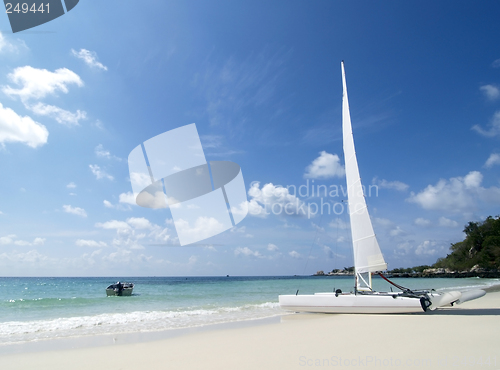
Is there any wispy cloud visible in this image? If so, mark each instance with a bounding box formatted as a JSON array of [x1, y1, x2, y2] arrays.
[[0, 32, 27, 54], [0, 234, 45, 246], [414, 218, 431, 227], [76, 239, 107, 248], [438, 217, 458, 228], [480, 84, 500, 101], [63, 205, 87, 217], [234, 246, 262, 258], [472, 111, 500, 137], [484, 153, 500, 168], [415, 240, 440, 256], [95, 144, 121, 161], [372, 177, 409, 192], [89, 164, 113, 180], [71, 49, 108, 71], [28, 102, 86, 126], [267, 243, 279, 251], [196, 48, 291, 137]]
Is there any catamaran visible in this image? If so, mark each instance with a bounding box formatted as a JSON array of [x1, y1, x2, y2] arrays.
[[279, 62, 485, 314]]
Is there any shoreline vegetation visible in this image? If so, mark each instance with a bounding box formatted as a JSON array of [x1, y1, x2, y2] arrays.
[[315, 215, 500, 279]]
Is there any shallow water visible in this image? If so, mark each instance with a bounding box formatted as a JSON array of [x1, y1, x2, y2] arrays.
[[0, 276, 497, 344]]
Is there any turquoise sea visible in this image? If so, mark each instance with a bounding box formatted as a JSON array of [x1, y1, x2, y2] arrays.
[[1, 276, 498, 345]]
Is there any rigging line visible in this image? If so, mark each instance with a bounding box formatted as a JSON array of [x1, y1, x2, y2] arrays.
[[342, 199, 356, 289], [378, 273, 410, 292], [333, 210, 340, 290]]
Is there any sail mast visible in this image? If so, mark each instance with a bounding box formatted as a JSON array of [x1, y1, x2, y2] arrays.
[[341, 61, 387, 291]]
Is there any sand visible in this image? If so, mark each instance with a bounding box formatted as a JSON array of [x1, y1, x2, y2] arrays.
[[1, 291, 499, 370]]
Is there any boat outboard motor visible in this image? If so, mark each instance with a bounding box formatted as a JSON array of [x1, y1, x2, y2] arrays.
[[420, 296, 432, 312], [116, 282, 124, 295]]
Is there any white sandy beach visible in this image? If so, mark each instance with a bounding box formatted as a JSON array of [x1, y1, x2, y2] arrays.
[[1, 291, 499, 370]]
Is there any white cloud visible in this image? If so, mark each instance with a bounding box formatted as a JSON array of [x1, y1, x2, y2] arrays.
[[267, 243, 279, 251], [3, 66, 83, 101], [0, 249, 50, 264], [493, 59, 500, 68], [372, 177, 409, 192], [14, 240, 32, 246], [389, 226, 405, 237], [95, 220, 130, 230], [484, 153, 500, 168], [67, 182, 76, 189], [472, 111, 500, 137], [414, 218, 431, 227], [126, 217, 153, 230], [102, 249, 132, 263], [438, 217, 459, 228], [93, 120, 104, 130], [407, 171, 500, 212], [246, 200, 268, 218], [119, 192, 136, 205], [0, 102, 48, 148], [63, 205, 87, 217], [289, 250, 301, 259], [175, 217, 226, 244], [96, 217, 172, 249], [76, 239, 107, 248], [95, 144, 121, 160], [2, 66, 86, 127], [234, 246, 262, 258], [103, 199, 131, 211], [0, 235, 45, 246], [89, 164, 113, 180], [0, 32, 26, 54], [0, 234, 16, 245], [304, 151, 345, 179], [28, 102, 86, 126], [395, 242, 412, 255], [480, 84, 500, 101], [33, 238, 45, 245], [71, 49, 108, 71], [247, 182, 311, 218], [415, 240, 439, 256]]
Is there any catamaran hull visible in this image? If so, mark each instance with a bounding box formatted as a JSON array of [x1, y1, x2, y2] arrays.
[[279, 293, 425, 314]]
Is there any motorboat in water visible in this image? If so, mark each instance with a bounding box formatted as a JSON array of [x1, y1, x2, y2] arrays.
[[106, 282, 134, 296]]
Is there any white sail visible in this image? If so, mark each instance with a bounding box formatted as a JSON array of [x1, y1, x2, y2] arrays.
[[341, 61, 387, 284]]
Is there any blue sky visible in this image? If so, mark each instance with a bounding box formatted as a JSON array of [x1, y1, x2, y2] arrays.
[[1, 1, 500, 276]]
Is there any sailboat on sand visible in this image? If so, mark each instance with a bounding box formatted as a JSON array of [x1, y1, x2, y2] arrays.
[[279, 62, 485, 314]]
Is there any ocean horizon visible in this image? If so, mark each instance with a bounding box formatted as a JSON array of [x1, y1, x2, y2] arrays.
[[2, 275, 499, 346]]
